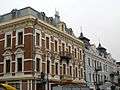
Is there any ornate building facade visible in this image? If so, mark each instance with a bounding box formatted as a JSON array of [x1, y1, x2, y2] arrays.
[[79, 32, 118, 90], [0, 7, 85, 90]]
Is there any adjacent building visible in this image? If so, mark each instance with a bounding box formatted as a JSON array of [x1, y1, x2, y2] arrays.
[[79, 32, 118, 90], [0, 7, 85, 90]]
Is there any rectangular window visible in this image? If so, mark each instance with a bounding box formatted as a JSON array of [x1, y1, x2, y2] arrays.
[[75, 48, 77, 58], [70, 66, 72, 76], [6, 34, 11, 47], [18, 32, 23, 45], [46, 37, 49, 49], [36, 33, 40, 46], [42, 63, 46, 73], [6, 59, 10, 73], [47, 60, 50, 74], [55, 40, 57, 52], [81, 68, 83, 78], [68, 46, 71, 53], [63, 64, 66, 75], [76, 67, 78, 77], [60, 66, 62, 75], [51, 65, 54, 75], [51, 42, 54, 52], [59, 46, 61, 52], [41, 39, 45, 50], [36, 58, 40, 72], [55, 63, 58, 75], [17, 58, 22, 72], [89, 73, 91, 82], [62, 43, 65, 52], [80, 50, 82, 59]]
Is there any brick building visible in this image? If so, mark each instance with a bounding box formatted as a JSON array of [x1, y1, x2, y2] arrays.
[[0, 7, 85, 90]]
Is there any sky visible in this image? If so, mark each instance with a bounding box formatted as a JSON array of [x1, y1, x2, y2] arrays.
[[0, 0, 120, 61]]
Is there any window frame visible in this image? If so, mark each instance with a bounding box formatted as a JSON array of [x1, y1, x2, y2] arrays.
[[16, 29, 24, 46], [5, 32, 12, 48]]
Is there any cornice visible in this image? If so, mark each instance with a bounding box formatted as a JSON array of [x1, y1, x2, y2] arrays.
[[0, 15, 84, 48]]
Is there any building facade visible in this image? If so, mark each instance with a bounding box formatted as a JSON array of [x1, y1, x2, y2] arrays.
[[79, 33, 118, 90], [0, 7, 85, 90]]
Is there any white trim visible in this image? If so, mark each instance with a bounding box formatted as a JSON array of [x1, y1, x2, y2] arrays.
[[16, 28, 24, 45], [24, 59, 33, 61], [0, 62, 4, 64], [35, 80, 36, 90], [20, 80, 22, 90], [24, 33, 32, 36], [27, 80, 29, 90], [30, 80, 32, 90], [12, 36, 16, 38], [0, 38, 5, 42]]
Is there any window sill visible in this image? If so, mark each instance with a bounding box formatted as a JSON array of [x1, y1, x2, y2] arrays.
[[4, 73, 12, 77]]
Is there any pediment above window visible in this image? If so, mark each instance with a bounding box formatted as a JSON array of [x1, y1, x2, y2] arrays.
[[14, 48, 24, 54], [3, 50, 12, 56]]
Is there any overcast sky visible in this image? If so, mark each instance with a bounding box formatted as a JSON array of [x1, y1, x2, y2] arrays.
[[0, 0, 120, 61]]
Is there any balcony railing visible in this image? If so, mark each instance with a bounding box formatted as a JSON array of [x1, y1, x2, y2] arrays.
[[110, 72, 119, 77], [60, 75, 72, 81], [59, 51, 72, 64]]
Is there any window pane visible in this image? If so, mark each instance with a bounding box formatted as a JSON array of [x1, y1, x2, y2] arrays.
[[81, 68, 83, 78], [18, 32, 23, 45], [36, 58, 40, 72], [6, 34, 11, 47], [47, 60, 50, 74], [55, 40, 57, 52], [70, 66, 72, 76], [51, 65, 54, 75], [55, 63, 58, 75], [42, 63, 45, 73], [6, 59, 10, 73], [41, 39, 45, 50], [46, 37, 49, 49], [63, 64, 66, 75], [17, 58, 22, 72], [36, 33, 40, 46]]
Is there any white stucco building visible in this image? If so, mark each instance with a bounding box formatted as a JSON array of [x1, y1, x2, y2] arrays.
[[79, 32, 118, 90]]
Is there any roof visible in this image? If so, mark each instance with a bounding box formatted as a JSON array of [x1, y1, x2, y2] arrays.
[[0, 7, 56, 27]]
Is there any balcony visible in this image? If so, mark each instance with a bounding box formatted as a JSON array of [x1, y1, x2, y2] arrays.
[[95, 66, 102, 72], [59, 51, 72, 64], [60, 75, 72, 81], [97, 81, 103, 85], [110, 72, 118, 77]]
